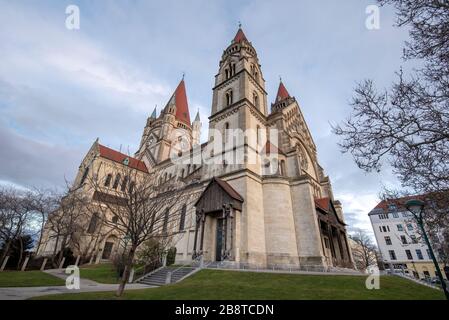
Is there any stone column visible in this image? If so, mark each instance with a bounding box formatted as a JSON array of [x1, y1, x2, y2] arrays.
[[193, 210, 200, 255], [200, 212, 206, 252]]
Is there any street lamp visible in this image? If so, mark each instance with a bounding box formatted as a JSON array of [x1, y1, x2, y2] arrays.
[[405, 199, 449, 300]]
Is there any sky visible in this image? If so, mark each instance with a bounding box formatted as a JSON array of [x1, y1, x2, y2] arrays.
[[0, 0, 414, 237]]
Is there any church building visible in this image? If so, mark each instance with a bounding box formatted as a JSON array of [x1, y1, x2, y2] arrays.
[[39, 27, 354, 270]]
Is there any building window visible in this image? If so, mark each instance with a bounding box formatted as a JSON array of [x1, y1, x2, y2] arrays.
[[163, 209, 169, 234], [112, 215, 118, 224], [382, 226, 387, 232], [121, 175, 129, 192], [104, 174, 112, 187], [387, 226, 390, 232], [379, 226, 382, 232], [385, 236, 392, 245], [80, 167, 89, 185], [256, 125, 261, 148], [225, 90, 233, 106], [388, 204, 397, 211], [416, 249, 424, 260], [405, 250, 413, 260], [179, 205, 186, 231], [392, 212, 399, 218], [280, 160, 286, 176], [406, 223, 413, 231], [87, 213, 99, 234], [253, 92, 259, 109], [129, 181, 135, 194], [397, 224, 403, 231], [224, 122, 229, 143], [389, 250, 397, 260], [402, 212, 409, 218], [112, 174, 121, 189], [400, 235, 408, 245], [410, 235, 418, 244]]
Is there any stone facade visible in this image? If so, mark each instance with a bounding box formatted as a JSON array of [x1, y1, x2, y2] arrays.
[[38, 27, 354, 269]]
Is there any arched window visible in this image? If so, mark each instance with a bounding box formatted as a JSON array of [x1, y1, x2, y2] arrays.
[[80, 167, 89, 186], [87, 213, 99, 234], [280, 160, 286, 176], [163, 208, 169, 234], [104, 174, 112, 187], [121, 175, 129, 192], [164, 172, 167, 182], [225, 69, 229, 79], [224, 122, 229, 143], [129, 181, 135, 194], [256, 125, 261, 148], [112, 174, 121, 189], [112, 215, 118, 224], [232, 64, 236, 75], [179, 205, 187, 231], [180, 169, 185, 179], [225, 90, 233, 106], [253, 92, 259, 109]]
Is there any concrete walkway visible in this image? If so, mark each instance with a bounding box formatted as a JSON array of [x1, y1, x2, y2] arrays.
[[0, 269, 151, 300]]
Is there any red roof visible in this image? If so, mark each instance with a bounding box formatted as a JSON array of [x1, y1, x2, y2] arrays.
[[233, 28, 248, 43], [315, 197, 330, 212], [170, 79, 191, 126], [275, 81, 290, 103], [98, 144, 148, 172]]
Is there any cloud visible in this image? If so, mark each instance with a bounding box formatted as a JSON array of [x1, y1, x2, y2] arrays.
[[0, 0, 415, 237]]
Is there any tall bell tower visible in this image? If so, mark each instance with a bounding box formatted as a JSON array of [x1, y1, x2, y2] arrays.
[[208, 26, 269, 171]]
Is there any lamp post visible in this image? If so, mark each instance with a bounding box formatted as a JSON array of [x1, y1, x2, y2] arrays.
[[405, 199, 449, 300]]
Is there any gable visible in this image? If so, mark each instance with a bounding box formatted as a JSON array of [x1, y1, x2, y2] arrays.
[[195, 178, 243, 213]]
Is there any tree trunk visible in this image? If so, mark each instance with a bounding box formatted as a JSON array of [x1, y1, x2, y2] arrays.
[[57, 236, 68, 267], [16, 237, 24, 270], [0, 240, 11, 268], [115, 244, 137, 297]]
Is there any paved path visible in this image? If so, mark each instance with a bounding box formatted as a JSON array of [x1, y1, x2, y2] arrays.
[[0, 269, 151, 300]]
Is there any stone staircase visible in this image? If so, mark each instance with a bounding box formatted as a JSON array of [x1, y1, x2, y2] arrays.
[[137, 266, 197, 286]]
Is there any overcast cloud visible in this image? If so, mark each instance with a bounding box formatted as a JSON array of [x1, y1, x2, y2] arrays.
[[0, 0, 415, 237]]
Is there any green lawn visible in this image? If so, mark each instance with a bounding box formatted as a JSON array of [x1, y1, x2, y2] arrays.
[[0, 270, 65, 287], [33, 269, 445, 300], [79, 263, 121, 284]]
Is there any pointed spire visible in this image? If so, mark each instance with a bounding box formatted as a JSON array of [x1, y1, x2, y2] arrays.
[[165, 78, 191, 126], [194, 109, 200, 122], [233, 23, 248, 43], [275, 79, 291, 103], [150, 105, 157, 118]]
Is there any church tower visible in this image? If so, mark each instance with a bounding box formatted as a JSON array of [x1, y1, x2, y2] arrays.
[[192, 110, 201, 146], [208, 26, 268, 173], [136, 79, 193, 168]]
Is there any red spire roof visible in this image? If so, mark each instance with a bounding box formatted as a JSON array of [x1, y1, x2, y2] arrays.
[[166, 79, 191, 127], [275, 81, 291, 103], [98, 144, 148, 172], [233, 27, 248, 43]]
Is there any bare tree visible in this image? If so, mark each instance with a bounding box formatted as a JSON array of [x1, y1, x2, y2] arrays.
[[350, 229, 379, 272], [87, 161, 202, 296], [44, 188, 89, 267], [29, 187, 59, 256], [0, 187, 34, 267], [333, 1, 449, 194]]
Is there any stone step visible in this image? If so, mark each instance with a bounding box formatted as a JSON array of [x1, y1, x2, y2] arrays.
[[137, 266, 197, 287]]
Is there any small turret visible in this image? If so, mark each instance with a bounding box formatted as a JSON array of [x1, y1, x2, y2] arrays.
[[192, 110, 201, 146]]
